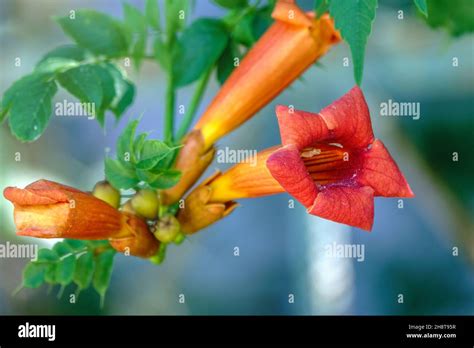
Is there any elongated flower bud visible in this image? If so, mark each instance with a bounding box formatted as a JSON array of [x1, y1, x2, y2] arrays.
[[164, 0, 340, 204]]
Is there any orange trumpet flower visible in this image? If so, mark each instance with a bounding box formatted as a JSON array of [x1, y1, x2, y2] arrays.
[[3, 180, 159, 258], [163, 0, 341, 204]]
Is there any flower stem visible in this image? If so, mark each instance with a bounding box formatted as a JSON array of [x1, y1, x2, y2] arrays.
[[176, 67, 213, 141], [165, 72, 175, 143]]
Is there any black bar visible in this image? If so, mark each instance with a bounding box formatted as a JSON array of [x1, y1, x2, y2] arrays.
[[0, 315, 473, 346]]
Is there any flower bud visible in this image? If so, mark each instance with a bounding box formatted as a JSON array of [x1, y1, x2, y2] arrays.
[[92, 181, 120, 209], [131, 189, 159, 219], [152, 215, 180, 243]]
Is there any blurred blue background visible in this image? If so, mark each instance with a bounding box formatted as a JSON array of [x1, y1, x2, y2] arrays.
[[0, 0, 473, 315]]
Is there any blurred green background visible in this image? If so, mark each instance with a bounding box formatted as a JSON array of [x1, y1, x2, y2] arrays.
[[0, 0, 473, 315]]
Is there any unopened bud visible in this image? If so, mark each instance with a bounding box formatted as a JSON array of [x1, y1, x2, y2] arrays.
[[92, 181, 120, 208], [152, 215, 180, 243], [131, 189, 159, 219]]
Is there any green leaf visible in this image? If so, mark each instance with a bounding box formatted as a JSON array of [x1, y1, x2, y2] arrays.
[[105, 158, 139, 189], [213, 0, 248, 9], [217, 40, 240, 84], [111, 80, 135, 118], [138, 168, 182, 189], [93, 249, 115, 306], [173, 19, 229, 87], [123, 4, 148, 69], [165, 0, 189, 37], [146, 0, 161, 30], [53, 241, 73, 257], [44, 264, 57, 284], [37, 44, 87, 64], [252, 6, 273, 40], [413, 0, 428, 17], [329, 0, 377, 85], [74, 251, 95, 290], [133, 132, 149, 160], [93, 64, 117, 126], [103, 63, 135, 118], [55, 255, 76, 285], [5, 73, 57, 142], [136, 140, 175, 170], [57, 64, 103, 116], [63, 239, 88, 251], [22, 263, 46, 288], [232, 10, 256, 47], [315, 0, 330, 18], [56, 10, 128, 57], [117, 119, 139, 166], [35, 58, 80, 74], [37, 249, 59, 262], [425, 0, 474, 37]]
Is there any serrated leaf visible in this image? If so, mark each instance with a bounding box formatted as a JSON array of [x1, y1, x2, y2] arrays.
[[22, 263, 46, 288], [232, 10, 256, 47], [413, 0, 428, 17], [74, 251, 95, 290], [136, 140, 175, 170], [173, 19, 229, 87], [57, 64, 103, 116], [37, 44, 87, 65], [93, 64, 117, 126], [37, 248, 59, 262], [105, 158, 139, 189], [133, 132, 148, 160], [56, 10, 128, 57], [35, 58, 80, 74], [93, 249, 115, 306], [425, 0, 473, 37], [117, 119, 139, 167], [53, 242, 73, 257], [5, 73, 57, 142], [138, 168, 182, 189], [165, 0, 189, 37], [103, 63, 135, 118], [44, 263, 57, 284], [63, 239, 88, 251], [213, 0, 248, 9], [146, 0, 161, 30], [55, 254, 76, 285], [329, 0, 377, 85], [123, 3, 148, 69], [217, 40, 240, 84]]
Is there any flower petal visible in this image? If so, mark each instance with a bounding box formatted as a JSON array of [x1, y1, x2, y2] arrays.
[[357, 139, 415, 197], [308, 185, 374, 231], [266, 144, 318, 207], [319, 86, 374, 148], [275, 105, 330, 149]]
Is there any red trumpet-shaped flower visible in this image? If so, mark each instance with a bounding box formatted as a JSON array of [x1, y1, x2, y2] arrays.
[[266, 86, 414, 230], [184, 86, 414, 233]]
